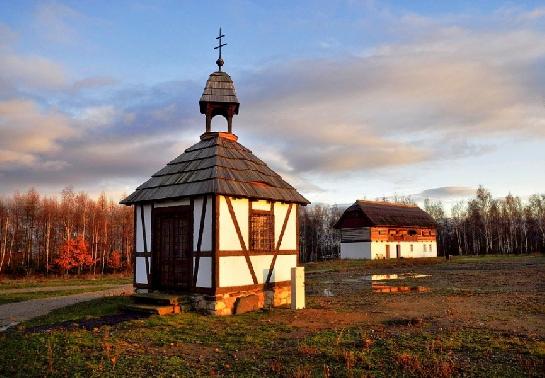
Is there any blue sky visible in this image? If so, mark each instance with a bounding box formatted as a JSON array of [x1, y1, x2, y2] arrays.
[[1, 1, 544, 210]]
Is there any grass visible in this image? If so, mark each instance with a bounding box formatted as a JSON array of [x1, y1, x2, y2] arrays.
[[0, 274, 131, 290], [0, 254, 544, 377]]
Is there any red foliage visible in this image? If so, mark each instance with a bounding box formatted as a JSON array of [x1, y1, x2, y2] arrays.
[[54, 236, 94, 275], [108, 250, 122, 271]]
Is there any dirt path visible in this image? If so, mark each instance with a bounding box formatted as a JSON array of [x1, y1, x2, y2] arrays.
[[0, 284, 133, 331], [1, 284, 123, 294]]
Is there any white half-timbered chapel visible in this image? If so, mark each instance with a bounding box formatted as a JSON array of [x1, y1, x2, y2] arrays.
[[121, 31, 309, 315]]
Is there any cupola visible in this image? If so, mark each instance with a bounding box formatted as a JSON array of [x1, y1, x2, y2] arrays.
[[199, 28, 240, 134]]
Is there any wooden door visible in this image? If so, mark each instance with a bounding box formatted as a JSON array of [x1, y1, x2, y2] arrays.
[[385, 245, 390, 259], [152, 206, 193, 291], [396, 244, 401, 258]]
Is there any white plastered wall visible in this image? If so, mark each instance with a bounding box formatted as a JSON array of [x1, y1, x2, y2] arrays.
[[193, 196, 213, 252], [218, 254, 297, 287], [192, 195, 213, 288], [193, 256, 212, 287], [217, 196, 299, 288], [135, 204, 152, 285], [274, 203, 297, 250], [219, 196, 248, 250]]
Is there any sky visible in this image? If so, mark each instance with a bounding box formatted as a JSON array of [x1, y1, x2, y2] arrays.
[[0, 0, 544, 210]]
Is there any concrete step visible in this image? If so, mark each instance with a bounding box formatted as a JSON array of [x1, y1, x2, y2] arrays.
[[125, 304, 180, 316]]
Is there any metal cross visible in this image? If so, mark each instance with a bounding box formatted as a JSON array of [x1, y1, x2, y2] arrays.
[[214, 27, 227, 71]]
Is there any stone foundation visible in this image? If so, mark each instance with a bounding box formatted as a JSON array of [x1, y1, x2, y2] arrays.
[[192, 285, 292, 316]]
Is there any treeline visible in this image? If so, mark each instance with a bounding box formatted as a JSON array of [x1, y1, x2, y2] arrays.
[[0, 188, 133, 276], [299, 204, 343, 262], [298, 187, 545, 261], [425, 187, 545, 256], [2, 186, 542, 275]]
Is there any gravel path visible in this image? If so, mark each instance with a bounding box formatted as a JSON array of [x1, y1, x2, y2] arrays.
[[1, 284, 122, 294], [0, 284, 133, 331]]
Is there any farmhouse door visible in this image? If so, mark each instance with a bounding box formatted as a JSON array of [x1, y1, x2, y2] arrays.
[[385, 245, 390, 259], [152, 206, 193, 291], [396, 245, 401, 258]]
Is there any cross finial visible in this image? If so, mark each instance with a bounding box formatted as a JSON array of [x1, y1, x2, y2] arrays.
[[214, 27, 227, 71]]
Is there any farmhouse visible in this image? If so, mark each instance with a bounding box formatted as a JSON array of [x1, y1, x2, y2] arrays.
[[334, 201, 437, 259], [121, 35, 309, 315]]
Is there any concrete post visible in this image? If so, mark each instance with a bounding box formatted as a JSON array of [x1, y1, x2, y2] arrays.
[[291, 266, 305, 310]]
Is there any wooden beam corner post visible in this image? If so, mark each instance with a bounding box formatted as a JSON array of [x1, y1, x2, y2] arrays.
[[193, 196, 208, 288]]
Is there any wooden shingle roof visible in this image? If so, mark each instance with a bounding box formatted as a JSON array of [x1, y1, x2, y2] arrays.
[[334, 200, 436, 229], [199, 71, 239, 114], [121, 132, 309, 205]]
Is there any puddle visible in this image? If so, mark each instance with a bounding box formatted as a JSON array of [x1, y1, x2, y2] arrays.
[[363, 273, 431, 281], [369, 273, 431, 293], [372, 283, 430, 293]]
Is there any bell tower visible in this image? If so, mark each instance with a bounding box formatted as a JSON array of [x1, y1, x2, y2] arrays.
[[199, 28, 240, 134]]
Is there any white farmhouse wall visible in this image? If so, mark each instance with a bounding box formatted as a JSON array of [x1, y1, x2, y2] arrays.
[[343, 240, 437, 260], [371, 241, 437, 259], [274, 203, 297, 250], [340, 242, 372, 259], [193, 256, 212, 288], [219, 196, 248, 250], [193, 195, 213, 252]]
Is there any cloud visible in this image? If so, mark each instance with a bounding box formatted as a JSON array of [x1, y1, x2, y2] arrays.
[[0, 99, 76, 168], [235, 21, 545, 174], [71, 76, 117, 92], [1, 4, 545, 200], [0, 51, 67, 91], [33, 2, 83, 44], [0, 23, 17, 47], [417, 186, 476, 199]]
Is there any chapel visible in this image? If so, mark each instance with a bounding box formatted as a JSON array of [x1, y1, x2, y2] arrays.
[[121, 31, 309, 315]]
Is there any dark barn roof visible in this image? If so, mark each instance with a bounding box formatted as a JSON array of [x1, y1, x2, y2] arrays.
[[121, 132, 309, 205], [334, 200, 436, 229]]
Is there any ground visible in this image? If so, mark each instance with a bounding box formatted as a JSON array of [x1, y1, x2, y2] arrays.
[[0, 255, 544, 377]]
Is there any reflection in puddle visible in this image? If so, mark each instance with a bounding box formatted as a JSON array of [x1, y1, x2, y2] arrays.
[[321, 273, 431, 297], [369, 273, 431, 293], [372, 283, 430, 293], [363, 273, 431, 281]]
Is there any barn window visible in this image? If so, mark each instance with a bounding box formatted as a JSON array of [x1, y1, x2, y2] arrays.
[[250, 211, 273, 251], [423, 244, 427, 252], [410, 244, 414, 252]]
